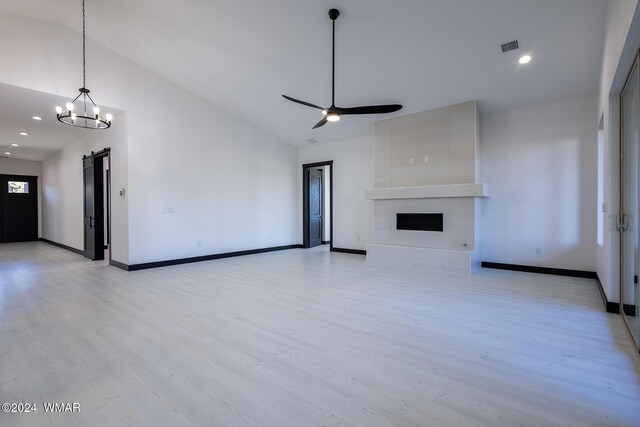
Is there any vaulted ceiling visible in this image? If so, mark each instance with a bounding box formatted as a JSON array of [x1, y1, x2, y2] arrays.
[[0, 0, 608, 145]]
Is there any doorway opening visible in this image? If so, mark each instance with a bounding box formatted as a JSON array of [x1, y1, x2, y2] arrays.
[[302, 161, 333, 250], [0, 174, 38, 242], [83, 148, 111, 261]]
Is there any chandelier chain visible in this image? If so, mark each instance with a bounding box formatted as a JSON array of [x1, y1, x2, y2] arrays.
[[82, 0, 86, 88]]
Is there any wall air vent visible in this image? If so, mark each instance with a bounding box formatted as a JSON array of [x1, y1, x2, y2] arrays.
[[500, 40, 519, 53], [305, 138, 319, 144]]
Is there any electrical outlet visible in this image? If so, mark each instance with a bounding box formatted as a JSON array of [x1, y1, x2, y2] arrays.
[[424, 156, 429, 164], [535, 247, 542, 255], [409, 158, 414, 165]]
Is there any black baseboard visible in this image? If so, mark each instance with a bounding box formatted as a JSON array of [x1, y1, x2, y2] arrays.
[[109, 259, 129, 271], [124, 244, 303, 271], [331, 247, 366, 256], [39, 238, 84, 256], [481, 262, 622, 314], [623, 304, 636, 317], [595, 273, 620, 313], [481, 262, 596, 279], [321, 240, 331, 245]]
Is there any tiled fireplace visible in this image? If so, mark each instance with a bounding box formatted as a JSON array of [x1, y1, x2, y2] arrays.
[[366, 101, 488, 274]]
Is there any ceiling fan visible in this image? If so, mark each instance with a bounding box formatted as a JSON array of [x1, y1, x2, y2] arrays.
[[282, 9, 402, 129]]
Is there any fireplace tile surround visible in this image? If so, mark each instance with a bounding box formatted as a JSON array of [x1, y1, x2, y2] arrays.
[[366, 100, 487, 274]]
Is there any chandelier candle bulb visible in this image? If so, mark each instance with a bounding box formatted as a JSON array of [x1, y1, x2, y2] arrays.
[[105, 113, 112, 122], [66, 103, 74, 111], [55, 106, 62, 114]]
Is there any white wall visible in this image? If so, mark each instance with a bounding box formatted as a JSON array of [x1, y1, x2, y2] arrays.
[[482, 94, 598, 271], [42, 115, 128, 263], [0, 14, 298, 265], [0, 157, 42, 237], [126, 93, 297, 264], [298, 136, 373, 251], [597, 0, 640, 302]]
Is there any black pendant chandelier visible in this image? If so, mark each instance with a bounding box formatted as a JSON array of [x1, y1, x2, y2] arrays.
[[56, 0, 112, 129]]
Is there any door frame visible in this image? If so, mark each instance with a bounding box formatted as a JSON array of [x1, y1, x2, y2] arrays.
[[619, 51, 640, 350], [302, 161, 333, 250], [0, 174, 38, 242]]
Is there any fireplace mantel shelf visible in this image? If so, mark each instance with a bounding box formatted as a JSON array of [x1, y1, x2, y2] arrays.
[[365, 183, 489, 200]]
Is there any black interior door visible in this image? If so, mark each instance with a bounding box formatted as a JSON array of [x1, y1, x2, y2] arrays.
[[83, 155, 104, 260], [0, 174, 38, 242], [309, 168, 323, 248]]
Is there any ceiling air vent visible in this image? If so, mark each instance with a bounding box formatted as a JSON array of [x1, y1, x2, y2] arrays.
[[500, 40, 519, 53], [305, 138, 319, 144]]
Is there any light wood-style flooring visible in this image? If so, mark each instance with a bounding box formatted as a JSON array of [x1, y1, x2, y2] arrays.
[[0, 242, 639, 426]]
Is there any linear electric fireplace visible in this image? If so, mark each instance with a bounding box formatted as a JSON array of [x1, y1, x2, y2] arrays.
[[396, 213, 443, 232]]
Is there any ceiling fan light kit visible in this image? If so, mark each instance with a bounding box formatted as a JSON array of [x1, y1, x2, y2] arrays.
[[56, 0, 112, 129], [283, 9, 402, 129]]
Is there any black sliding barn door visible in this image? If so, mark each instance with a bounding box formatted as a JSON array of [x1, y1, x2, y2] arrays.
[[83, 154, 104, 260], [0, 174, 38, 242]]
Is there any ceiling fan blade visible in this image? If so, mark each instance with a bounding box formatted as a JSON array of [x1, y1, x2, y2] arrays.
[[282, 95, 325, 110], [335, 104, 403, 115], [312, 117, 328, 129]]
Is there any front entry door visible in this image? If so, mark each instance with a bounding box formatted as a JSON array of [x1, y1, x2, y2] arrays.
[[0, 174, 38, 242], [83, 154, 104, 260], [309, 168, 323, 248]]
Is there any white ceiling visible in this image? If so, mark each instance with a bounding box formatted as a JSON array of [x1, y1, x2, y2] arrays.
[[0, 83, 90, 161], [0, 83, 121, 161], [0, 0, 608, 146]]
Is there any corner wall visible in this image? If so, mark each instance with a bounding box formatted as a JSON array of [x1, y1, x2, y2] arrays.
[[481, 94, 598, 271], [298, 136, 373, 251]]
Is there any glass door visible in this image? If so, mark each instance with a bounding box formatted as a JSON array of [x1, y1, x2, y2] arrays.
[[621, 54, 640, 348]]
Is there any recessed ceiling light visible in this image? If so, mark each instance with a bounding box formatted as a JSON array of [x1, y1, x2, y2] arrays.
[[10, 143, 19, 147], [32, 116, 42, 121], [19, 132, 28, 136], [4, 152, 12, 155], [519, 55, 532, 64]]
